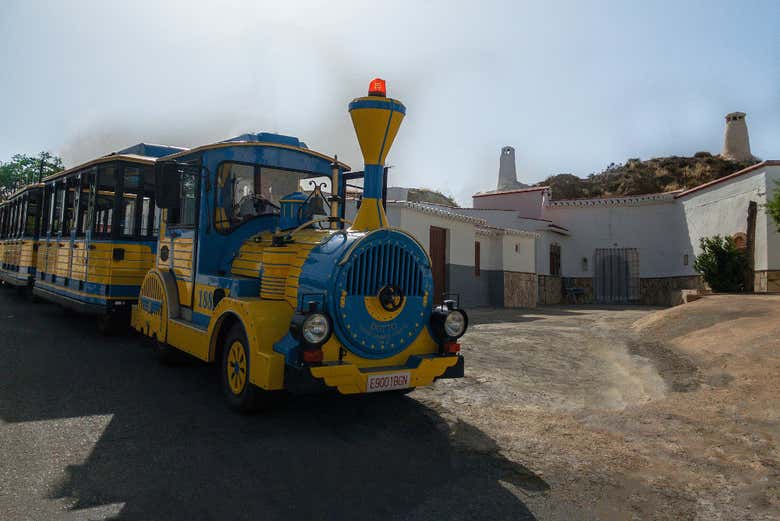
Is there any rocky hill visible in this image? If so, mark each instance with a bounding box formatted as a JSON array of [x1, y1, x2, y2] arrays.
[[403, 187, 459, 207], [537, 153, 760, 200]]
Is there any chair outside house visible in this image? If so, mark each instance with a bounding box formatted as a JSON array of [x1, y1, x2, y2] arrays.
[[562, 277, 585, 304]]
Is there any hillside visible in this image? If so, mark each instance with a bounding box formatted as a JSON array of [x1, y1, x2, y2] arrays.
[[405, 188, 459, 207], [537, 153, 760, 200]]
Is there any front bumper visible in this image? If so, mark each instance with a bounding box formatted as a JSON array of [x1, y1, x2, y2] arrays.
[[284, 354, 464, 395]]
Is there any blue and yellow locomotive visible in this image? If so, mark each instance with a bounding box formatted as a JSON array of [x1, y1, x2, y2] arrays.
[[132, 80, 468, 409]]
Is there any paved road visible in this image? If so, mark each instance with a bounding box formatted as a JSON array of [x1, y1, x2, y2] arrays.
[[0, 288, 545, 521]]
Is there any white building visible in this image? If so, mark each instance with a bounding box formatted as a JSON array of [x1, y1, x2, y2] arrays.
[[345, 200, 538, 308], [466, 160, 780, 305]]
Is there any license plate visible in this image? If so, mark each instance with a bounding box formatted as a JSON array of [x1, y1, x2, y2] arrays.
[[366, 372, 411, 393]]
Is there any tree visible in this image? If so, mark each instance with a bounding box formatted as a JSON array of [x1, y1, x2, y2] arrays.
[[766, 180, 780, 232], [0, 152, 64, 201], [693, 235, 747, 292]]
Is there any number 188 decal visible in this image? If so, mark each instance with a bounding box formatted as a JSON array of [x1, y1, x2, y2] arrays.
[[198, 289, 215, 311]]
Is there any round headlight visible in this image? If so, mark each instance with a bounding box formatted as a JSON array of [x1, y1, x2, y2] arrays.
[[302, 313, 331, 345], [444, 310, 467, 338]]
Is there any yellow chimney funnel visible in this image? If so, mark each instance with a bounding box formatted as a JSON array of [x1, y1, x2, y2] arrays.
[[348, 78, 405, 231]]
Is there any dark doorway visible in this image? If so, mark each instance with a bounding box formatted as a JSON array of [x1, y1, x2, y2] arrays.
[[745, 201, 757, 292], [594, 248, 640, 304], [429, 226, 447, 304]]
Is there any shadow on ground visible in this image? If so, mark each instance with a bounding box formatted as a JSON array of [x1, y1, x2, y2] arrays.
[[0, 289, 547, 521]]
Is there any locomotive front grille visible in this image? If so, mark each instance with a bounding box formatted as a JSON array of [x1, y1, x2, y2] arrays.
[[345, 243, 424, 297]]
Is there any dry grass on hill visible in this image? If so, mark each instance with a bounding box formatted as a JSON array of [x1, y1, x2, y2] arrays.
[[538, 153, 760, 199]]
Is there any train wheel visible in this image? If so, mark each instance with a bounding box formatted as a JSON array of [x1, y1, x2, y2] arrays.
[[220, 324, 274, 412]]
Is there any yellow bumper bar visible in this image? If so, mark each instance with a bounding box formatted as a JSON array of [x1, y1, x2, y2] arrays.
[[309, 354, 461, 395]]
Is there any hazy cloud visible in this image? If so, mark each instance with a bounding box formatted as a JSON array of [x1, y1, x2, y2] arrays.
[[0, 0, 777, 205]]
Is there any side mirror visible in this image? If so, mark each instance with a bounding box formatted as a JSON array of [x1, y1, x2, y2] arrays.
[[155, 162, 181, 209]]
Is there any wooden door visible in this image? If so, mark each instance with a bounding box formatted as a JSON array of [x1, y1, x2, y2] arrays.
[[429, 226, 447, 304], [745, 201, 757, 291]]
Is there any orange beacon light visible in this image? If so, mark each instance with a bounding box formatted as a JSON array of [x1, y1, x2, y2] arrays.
[[368, 78, 386, 97]]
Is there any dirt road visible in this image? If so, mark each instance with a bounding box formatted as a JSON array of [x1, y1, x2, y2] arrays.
[[415, 296, 780, 520]]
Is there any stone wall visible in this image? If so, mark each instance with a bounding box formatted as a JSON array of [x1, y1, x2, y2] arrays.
[[639, 276, 703, 306], [755, 270, 780, 293], [537, 275, 561, 305], [504, 271, 537, 308], [565, 277, 594, 304]]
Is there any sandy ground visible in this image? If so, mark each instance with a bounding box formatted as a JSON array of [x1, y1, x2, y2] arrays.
[[414, 296, 780, 520]]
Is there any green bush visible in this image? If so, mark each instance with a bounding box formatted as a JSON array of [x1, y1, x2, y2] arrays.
[[693, 236, 747, 292]]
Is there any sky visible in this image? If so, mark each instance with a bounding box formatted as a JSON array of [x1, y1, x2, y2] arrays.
[[0, 0, 777, 205]]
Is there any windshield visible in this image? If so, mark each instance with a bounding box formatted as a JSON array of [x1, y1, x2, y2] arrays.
[[215, 162, 321, 234]]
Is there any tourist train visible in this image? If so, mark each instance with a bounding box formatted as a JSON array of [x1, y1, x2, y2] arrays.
[[0, 80, 467, 410]]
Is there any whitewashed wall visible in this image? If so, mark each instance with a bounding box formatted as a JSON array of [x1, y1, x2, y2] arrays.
[[764, 167, 780, 270], [393, 206, 476, 266], [473, 189, 546, 217], [442, 208, 569, 276], [543, 201, 690, 278], [500, 234, 536, 273], [680, 165, 777, 271], [475, 233, 502, 270], [534, 232, 568, 276]]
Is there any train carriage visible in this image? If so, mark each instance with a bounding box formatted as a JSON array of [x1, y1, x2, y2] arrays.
[[0, 184, 44, 290], [132, 80, 468, 410], [33, 143, 185, 330]]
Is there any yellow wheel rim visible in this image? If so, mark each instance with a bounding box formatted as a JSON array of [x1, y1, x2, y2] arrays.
[[226, 341, 247, 395]]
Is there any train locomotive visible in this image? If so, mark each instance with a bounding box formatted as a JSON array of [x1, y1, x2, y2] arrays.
[[0, 79, 468, 411], [132, 79, 467, 409]]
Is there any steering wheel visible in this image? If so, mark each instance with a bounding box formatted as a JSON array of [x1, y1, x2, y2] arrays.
[[236, 194, 280, 218], [254, 194, 280, 210]]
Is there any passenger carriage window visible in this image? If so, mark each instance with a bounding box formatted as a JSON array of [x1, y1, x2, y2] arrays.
[[24, 193, 40, 236], [39, 186, 50, 237], [138, 166, 156, 238], [119, 166, 142, 237], [7, 201, 14, 238], [8, 202, 15, 238], [14, 200, 21, 237], [18, 197, 26, 237], [52, 183, 65, 236], [8, 203, 14, 237], [77, 171, 95, 237], [94, 165, 116, 238], [63, 178, 76, 235], [8, 201, 16, 238], [45, 185, 56, 235]]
